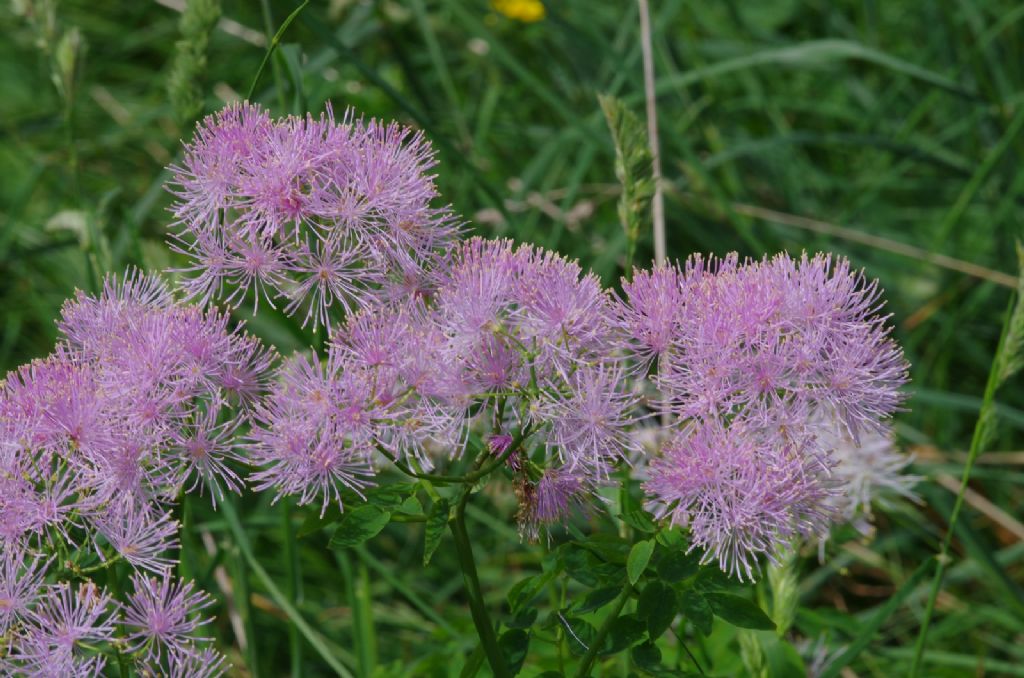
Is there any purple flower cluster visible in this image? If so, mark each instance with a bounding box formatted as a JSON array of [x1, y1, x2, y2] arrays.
[[168, 102, 459, 329], [162, 103, 914, 581], [0, 269, 268, 674], [248, 237, 639, 534], [619, 254, 909, 579]]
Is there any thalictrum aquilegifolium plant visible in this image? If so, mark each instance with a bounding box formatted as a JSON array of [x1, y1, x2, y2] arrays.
[[0, 97, 920, 678]]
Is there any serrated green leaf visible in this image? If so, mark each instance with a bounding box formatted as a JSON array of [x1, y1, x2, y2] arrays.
[[632, 641, 662, 670], [604, 614, 646, 655], [678, 589, 714, 636], [328, 505, 390, 549], [638, 581, 677, 639], [706, 592, 776, 631], [499, 629, 529, 675], [628, 539, 655, 585], [657, 549, 700, 583], [422, 498, 449, 566]]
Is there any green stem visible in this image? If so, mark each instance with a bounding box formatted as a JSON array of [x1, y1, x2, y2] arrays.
[[375, 444, 465, 484], [464, 424, 533, 483], [258, 0, 289, 112], [246, 0, 310, 102], [377, 423, 533, 485], [450, 486, 510, 678], [909, 296, 1015, 677], [283, 504, 303, 677], [574, 583, 632, 677]]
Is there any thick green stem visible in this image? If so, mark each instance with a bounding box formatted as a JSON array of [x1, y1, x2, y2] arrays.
[[574, 583, 632, 677], [450, 488, 510, 678]]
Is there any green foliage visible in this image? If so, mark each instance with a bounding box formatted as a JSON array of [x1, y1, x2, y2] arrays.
[[705, 593, 776, 631], [167, 0, 220, 124], [329, 505, 391, 549], [627, 538, 655, 585], [422, 497, 449, 565]]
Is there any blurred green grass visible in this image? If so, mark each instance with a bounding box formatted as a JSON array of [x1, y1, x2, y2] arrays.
[[2, 0, 1023, 675]]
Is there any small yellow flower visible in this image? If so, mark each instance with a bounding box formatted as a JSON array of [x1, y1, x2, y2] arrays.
[[492, 0, 545, 23]]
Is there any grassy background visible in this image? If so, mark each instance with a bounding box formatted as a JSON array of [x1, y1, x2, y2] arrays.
[[2, 0, 1023, 675]]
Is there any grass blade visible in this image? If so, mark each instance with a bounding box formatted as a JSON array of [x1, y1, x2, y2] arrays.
[[220, 500, 355, 678], [819, 556, 935, 678]]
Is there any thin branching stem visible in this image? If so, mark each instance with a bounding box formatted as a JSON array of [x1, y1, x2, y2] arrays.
[[575, 582, 633, 677]]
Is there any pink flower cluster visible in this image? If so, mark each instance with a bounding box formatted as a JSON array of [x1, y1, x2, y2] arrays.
[[0, 270, 270, 674], [162, 104, 913, 579], [168, 102, 460, 329], [248, 237, 640, 536], [619, 254, 909, 579]]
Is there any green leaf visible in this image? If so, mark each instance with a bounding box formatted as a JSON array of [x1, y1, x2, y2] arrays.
[[655, 527, 685, 549], [561, 616, 597, 656], [678, 589, 714, 636], [706, 592, 776, 631], [638, 581, 677, 640], [628, 539, 656, 585], [576, 586, 622, 614], [564, 547, 603, 587], [694, 566, 743, 592], [656, 549, 700, 583], [365, 483, 417, 511], [632, 641, 662, 670], [648, 39, 976, 100], [422, 498, 449, 566], [499, 629, 530, 675], [508, 569, 558, 613], [604, 614, 646, 655], [329, 505, 391, 549], [574, 534, 631, 565], [397, 495, 423, 516], [620, 509, 657, 533], [507, 607, 538, 629]]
